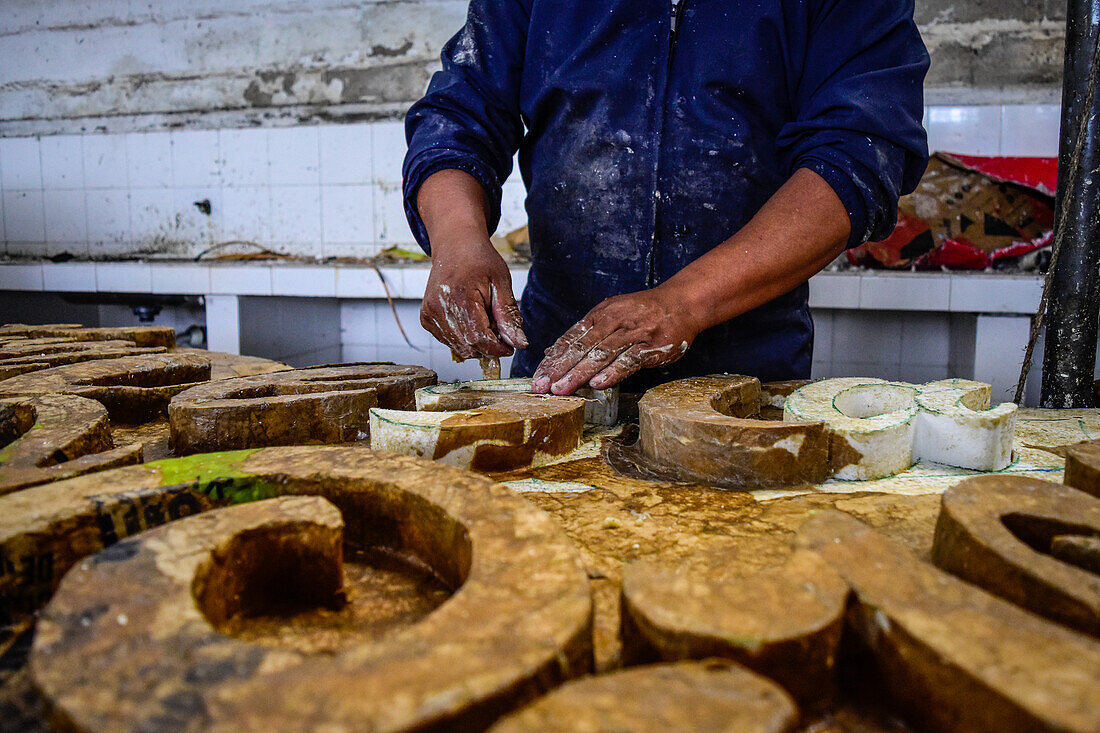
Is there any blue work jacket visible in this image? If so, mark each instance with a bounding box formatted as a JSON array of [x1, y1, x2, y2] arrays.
[[404, 0, 929, 390]]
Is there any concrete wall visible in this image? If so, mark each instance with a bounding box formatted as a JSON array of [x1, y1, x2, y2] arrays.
[[1, 0, 1066, 137]]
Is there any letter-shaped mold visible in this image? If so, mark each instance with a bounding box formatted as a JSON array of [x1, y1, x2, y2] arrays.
[[371, 382, 586, 471], [0, 394, 142, 495], [785, 378, 1016, 480], [168, 364, 437, 454], [799, 511, 1100, 733], [636, 375, 830, 489], [913, 379, 1017, 471], [0, 353, 211, 423], [488, 660, 797, 733], [27, 447, 592, 732], [932, 474, 1100, 636]]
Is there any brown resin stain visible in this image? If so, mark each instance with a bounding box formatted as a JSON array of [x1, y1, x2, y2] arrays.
[[828, 430, 865, 474], [433, 403, 584, 471], [502, 454, 940, 671], [223, 546, 452, 654]]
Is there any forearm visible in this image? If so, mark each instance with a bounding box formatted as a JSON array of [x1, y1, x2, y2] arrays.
[[660, 167, 851, 333], [417, 169, 493, 253]]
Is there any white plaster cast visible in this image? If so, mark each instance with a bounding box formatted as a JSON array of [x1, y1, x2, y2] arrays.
[[784, 377, 1017, 480]]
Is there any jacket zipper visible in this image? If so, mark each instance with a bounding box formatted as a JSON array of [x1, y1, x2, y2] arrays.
[[648, 0, 687, 288]]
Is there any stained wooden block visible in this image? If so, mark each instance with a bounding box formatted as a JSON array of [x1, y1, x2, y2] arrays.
[[635, 376, 831, 490], [932, 474, 1100, 636], [26, 446, 592, 732], [799, 511, 1100, 733], [0, 353, 211, 423], [0, 394, 142, 495], [372, 384, 585, 471], [0, 339, 166, 380], [1064, 438, 1100, 498], [621, 550, 847, 708], [169, 364, 436, 454], [488, 660, 797, 733], [0, 324, 175, 349]]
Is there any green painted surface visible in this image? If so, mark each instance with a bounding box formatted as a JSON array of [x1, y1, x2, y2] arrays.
[[149, 449, 279, 504]]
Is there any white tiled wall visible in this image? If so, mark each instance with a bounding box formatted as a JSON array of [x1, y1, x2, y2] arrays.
[[0, 120, 530, 261], [0, 104, 1061, 261]]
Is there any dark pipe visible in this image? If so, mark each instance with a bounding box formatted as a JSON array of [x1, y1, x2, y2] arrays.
[[1041, 0, 1100, 408]]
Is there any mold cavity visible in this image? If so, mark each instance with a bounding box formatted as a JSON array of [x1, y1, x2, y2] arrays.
[[1002, 513, 1100, 575], [199, 487, 467, 653], [835, 385, 917, 419], [0, 402, 35, 450]]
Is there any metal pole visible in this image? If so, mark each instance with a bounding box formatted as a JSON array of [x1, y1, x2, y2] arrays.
[[1041, 0, 1100, 408]]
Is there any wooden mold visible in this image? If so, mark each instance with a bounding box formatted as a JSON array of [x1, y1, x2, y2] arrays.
[[932, 474, 1100, 636], [0, 324, 176, 349], [0, 394, 142, 495], [798, 510, 1100, 733], [488, 660, 797, 733], [0, 353, 211, 423], [371, 381, 586, 472], [0, 339, 166, 380], [26, 446, 592, 732], [168, 363, 436, 454], [630, 375, 830, 490], [621, 550, 847, 709]]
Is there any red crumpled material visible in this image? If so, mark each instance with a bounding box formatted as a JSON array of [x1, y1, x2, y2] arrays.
[[848, 153, 1057, 270]]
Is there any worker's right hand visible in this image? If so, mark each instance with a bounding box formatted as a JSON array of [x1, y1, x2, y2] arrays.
[[420, 235, 528, 359]]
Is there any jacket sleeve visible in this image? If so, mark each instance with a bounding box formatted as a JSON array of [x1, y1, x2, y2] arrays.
[[776, 0, 929, 247], [402, 0, 530, 253]]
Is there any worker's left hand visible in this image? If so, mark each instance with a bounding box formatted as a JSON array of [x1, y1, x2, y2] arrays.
[[532, 288, 699, 395]]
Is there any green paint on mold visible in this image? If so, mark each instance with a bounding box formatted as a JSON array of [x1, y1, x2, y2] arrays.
[[149, 449, 280, 504]]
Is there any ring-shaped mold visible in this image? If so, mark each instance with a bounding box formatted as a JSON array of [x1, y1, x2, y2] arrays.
[[0, 393, 142, 495], [168, 363, 437, 454], [0, 324, 176, 349], [0, 353, 211, 423], [784, 378, 919, 480], [633, 375, 831, 489], [20, 446, 592, 731], [0, 339, 166, 380]]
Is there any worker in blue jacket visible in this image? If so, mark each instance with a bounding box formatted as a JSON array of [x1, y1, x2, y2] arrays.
[[404, 0, 929, 395]]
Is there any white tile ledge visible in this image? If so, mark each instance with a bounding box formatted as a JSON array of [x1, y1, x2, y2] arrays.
[[0, 261, 1043, 313]]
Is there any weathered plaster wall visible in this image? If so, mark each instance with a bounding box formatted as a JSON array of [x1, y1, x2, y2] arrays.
[[0, 0, 1066, 136], [0, 0, 467, 135]]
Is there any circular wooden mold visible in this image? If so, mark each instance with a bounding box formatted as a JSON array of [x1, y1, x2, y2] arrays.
[[0, 324, 176, 349], [620, 551, 847, 708], [372, 383, 586, 472], [631, 375, 830, 490], [488, 660, 797, 733], [0, 353, 211, 423], [0, 393, 142, 495], [168, 363, 437, 454], [21, 446, 592, 731], [0, 339, 166, 380]]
